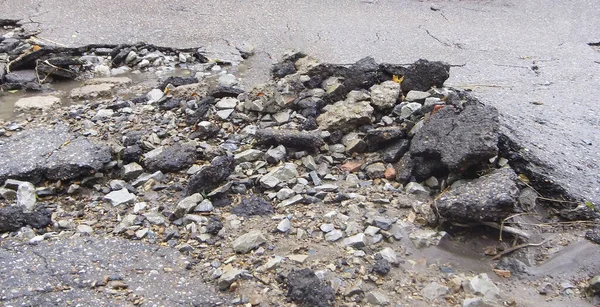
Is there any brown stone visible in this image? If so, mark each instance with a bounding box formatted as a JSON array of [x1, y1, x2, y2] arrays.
[[384, 167, 396, 180], [341, 160, 363, 172]]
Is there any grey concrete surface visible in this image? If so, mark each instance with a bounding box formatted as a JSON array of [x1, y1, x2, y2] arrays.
[[0, 1, 598, 200], [0, 235, 228, 306]]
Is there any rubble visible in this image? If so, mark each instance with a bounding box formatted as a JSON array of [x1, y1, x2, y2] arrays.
[[0, 33, 591, 306]]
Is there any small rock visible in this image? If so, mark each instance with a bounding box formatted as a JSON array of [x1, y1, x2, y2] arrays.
[[370, 81, 401, 110], [399, 102, 422, 119], [146, 88, 164, 103], [405, 90, 431, 102], [122, 162, 144, 180], [234, 149, 263, 163], [16, 181, 36, 212], [366, 291, 390, 306], [215, 97, 238, 109], [77, 224, 94, 234], [365, 162, 386, 179], [378, 247, 399, 265], [409, 229, 446, 248], [405, 182, 429, 195], [276, 218, 291, 232], [217, 265, 243, 291], [103, 188, 136, 206], [463, 273, 500, 301], [232, 230, 266, 253], [14, 96, 61, 112], [259, 163, 298, 188], [462, 298, 496, 307], [372, 256, 391, 276], [231, 195, 274, 217], [176, 193, 203, 218], [422, 282, 450, 302], [195, 199, 214, 212], [325, 229, 344, 242], [286, 268, 335, 307], [70, 83, 114, 99], [343, 233, 366, 249]]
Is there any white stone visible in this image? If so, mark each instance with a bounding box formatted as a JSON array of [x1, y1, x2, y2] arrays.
[[16, 181, 36, 212], [15, 96, 61, 112], [103, 188, 136, 206]]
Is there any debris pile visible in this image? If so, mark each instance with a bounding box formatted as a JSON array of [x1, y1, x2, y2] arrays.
[[1, 21, 598, 306]]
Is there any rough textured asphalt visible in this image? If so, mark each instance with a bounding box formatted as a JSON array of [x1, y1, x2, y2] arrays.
[[1, 0, 598, 204], [0, 236, 228, 306]]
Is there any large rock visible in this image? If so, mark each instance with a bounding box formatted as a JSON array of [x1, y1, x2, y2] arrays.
[[0, 126, 111, 184], [231, 195, 274, 217], [259, 163, 298, 188], [436, 168, 520, 222], [316, 96, 374, 132], [255, 129, 324, 151], [0, 206, 52, 233], [14, 96, 61, 112], [286, 268, 335, 307], [144, 144, 197, 173], [379, 59, 450, 93], [410, 103, 499, 172], [186, 155, 235, 195]]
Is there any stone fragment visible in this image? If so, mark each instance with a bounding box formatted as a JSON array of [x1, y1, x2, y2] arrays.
[[14, 96, 61, 112], [70, 83, 115, 99], [378, 247, 399, 265], [255, 129, 324, 151], [463, 273, 500, 301], [276, 218, 291, 232], [259, 163, 298, 188], [410, 103, 499, 172], [234, 149, 263, 163], [316, 98, 374, 133], [176, 193, 203, 218], [0, 206, 51, 233], [343, 233, 366, 249], [405, 90, 431, 102], [144, 144, 197, 173], [277, 195, 304, 208], [231, 195, 274, 217], [103, 188, 136, 206], [405, 182, 429, 196], [286, 268, 335, 307], [365, 162, 386, 179], [325, 229, 344, 242], [16, 181, 36, 212], [232, 230, 266, 253], [422, 282, 450, 301], [409, 229, 446, 248], [122, 162, 144, 180], [217, 265, 243, 291], [215, 97, 238, 109], [370, 80, 401, 110], [187, 156, 235, 195], [366, 291, 390, 306], [436, 168, 519, 222]]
